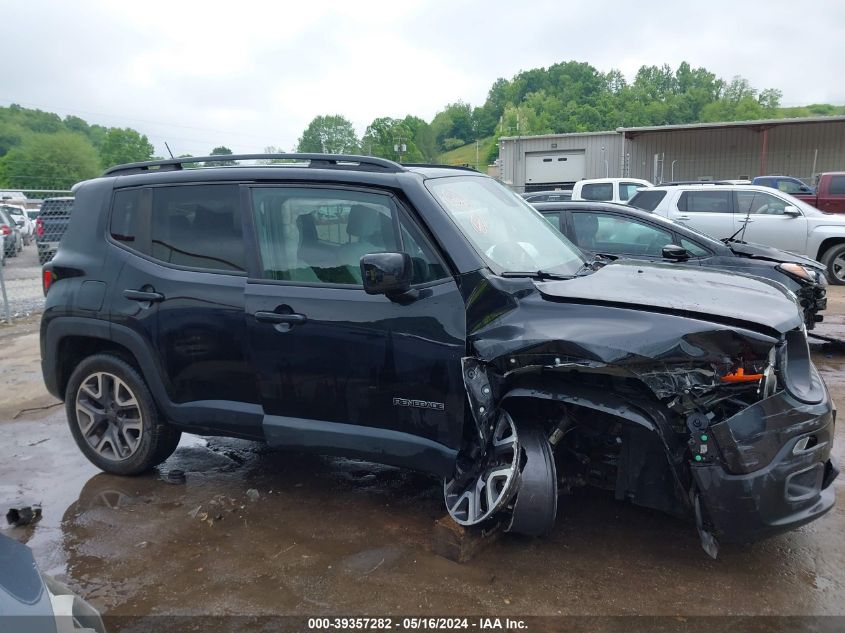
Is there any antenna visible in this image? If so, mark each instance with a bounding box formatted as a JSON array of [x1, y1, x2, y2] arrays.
[[164, 142, 175, 159]]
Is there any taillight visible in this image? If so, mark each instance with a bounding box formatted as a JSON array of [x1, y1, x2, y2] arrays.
[[36, 217, 44, 237], [42, 269, 55, 295], [0, 224, 10, 236]]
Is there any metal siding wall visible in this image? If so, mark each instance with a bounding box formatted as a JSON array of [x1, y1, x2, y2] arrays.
[[498, 133, 623, 190], [627, 121, 845, 183], [501, 120, 845, 188]]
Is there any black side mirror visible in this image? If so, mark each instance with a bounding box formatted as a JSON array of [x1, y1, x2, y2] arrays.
[[361, 252, 412, 297], [662, 244, 691, 261]]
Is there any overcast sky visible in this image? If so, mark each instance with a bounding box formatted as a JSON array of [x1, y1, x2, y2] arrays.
[[3, 0, 844, 157]]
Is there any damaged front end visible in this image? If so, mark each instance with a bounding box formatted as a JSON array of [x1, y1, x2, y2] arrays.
[[447, 266, 838, 555]]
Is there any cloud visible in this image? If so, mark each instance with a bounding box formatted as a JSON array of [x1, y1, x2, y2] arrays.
[[1, 0, 842, 157]]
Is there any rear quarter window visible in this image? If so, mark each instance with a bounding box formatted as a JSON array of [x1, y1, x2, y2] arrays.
[[628, 190, 666, 211]]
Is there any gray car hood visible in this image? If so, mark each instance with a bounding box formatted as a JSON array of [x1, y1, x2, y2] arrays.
[[535, 260, 802, 335]]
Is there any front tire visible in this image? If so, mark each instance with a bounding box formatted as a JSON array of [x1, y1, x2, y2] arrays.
[[65, 354, 181, 475], [822, 243, 845, 286]]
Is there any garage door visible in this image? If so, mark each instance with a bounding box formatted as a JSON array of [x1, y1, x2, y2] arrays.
[[525, 151, 586, 187]]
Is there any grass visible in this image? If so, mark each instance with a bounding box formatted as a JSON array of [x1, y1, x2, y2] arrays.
[[437, 137, 496, 171]]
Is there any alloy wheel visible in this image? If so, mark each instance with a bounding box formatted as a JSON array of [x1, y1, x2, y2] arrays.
[[75, 372, 144, 461], [444, 410, 520, 526], [832, 254, 845, 283]]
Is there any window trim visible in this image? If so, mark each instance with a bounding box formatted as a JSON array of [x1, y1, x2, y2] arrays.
[[242, 182, 454, 289]]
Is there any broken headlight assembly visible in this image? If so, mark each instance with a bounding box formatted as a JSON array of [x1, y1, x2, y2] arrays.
[[776, 262, 818, 285]]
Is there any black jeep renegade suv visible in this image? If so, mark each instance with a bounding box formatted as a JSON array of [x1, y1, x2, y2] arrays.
[[41, 154, 837, 553]]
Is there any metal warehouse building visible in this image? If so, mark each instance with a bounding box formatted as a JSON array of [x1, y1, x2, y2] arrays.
[[498, 115, 845, 192]]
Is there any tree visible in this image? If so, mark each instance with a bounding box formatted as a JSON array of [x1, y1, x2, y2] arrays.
[[361, 117, 423, 162], [206, 146, 236, 166], [98, 127, 154, 169], [296, 115, 359, 154], [0, 132, 100, 190]]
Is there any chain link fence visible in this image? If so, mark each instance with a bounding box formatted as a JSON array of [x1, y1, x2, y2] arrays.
[[0, 190, 73, 323]]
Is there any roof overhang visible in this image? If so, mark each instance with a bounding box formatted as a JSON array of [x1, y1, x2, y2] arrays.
[[618, 115, 845, 139]]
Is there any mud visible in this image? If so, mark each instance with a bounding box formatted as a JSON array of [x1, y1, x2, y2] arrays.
[[1, 289, 845, 620]]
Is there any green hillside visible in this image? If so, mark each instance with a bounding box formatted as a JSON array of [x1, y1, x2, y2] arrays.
[[438, 137, 496, 171]]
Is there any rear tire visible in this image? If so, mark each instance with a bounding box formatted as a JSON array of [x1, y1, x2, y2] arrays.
[[65, 354, 181, 475], [821, 243, 845, 286]]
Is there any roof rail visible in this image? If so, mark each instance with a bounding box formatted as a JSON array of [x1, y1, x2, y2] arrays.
[[402, 163, 480, 172], [658, 180, 736, 187], [102, 153, 406, 177]]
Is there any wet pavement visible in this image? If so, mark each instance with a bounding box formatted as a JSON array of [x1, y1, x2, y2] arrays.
[[1, 290, 845, 623]]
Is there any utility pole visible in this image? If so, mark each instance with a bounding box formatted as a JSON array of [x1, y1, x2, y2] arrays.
[[393, 137, 407, 163]]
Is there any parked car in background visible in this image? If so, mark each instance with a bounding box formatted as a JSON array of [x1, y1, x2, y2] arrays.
[[629, 183, 845, 284], [571, 177, 652, 203], [778, 172, 845, 214], [520, 190, 572, 203], [0, 206, 22, 258], [3, 204, 34, 245], [40, 153, 837, 554], [753, 175, 814, 196], [533, 200, 828, 330], [27, 208, 40, 221], [36, 196, 74, 263]]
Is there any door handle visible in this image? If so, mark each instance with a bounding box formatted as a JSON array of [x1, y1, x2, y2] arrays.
[[677, 215, 691, 220], [123, 289, 165, 302], [254, 311, 307, 325]]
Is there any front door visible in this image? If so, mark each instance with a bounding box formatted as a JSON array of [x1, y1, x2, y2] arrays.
[[243, 184, 467, 474], [734, 189, 808, 254]]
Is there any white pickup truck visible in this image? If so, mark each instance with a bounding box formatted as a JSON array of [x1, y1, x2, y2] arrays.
[[629, 183, 845, 284], [571, 178, 653, 204]]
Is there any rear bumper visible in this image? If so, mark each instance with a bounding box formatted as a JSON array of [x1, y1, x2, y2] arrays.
[[694, 389, 837, 543]]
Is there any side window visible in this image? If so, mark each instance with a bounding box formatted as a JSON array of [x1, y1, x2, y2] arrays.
[[580, 183, 613, 201], [829, 176, 845, 195], [572, 212, 673, 257], [677, 191, 732, 213], [736, 191, 789, 215], [540, 211, 561, 230], [110, 189, 143, 242], [619, 182, 643, 201], [679, 237, 710, 257], [250, 187, 446, 286], [151, 184, 244, 272], [398, 209, 449, 284], [777, 179, 803, 194]]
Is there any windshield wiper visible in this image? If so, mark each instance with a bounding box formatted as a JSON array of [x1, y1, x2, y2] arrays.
[[501, 270, 575, 280]]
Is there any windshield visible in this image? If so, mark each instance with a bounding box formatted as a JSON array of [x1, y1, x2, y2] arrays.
[[426, 176, 586, 276]]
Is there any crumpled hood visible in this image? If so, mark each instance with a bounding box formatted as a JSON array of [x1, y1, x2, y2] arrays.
[[535, 260, 803, 335], [726, 240, 824, 270]]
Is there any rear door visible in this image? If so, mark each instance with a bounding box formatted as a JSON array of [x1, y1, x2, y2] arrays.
[[108, 183, 261, 437], [669, 189, 737, 240], [243, 183, 467, 471], [734, 189, 808, 254]]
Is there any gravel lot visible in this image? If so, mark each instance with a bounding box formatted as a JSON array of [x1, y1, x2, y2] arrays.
[[0, 241, 44, 319], [0, 288, 844, 631]]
